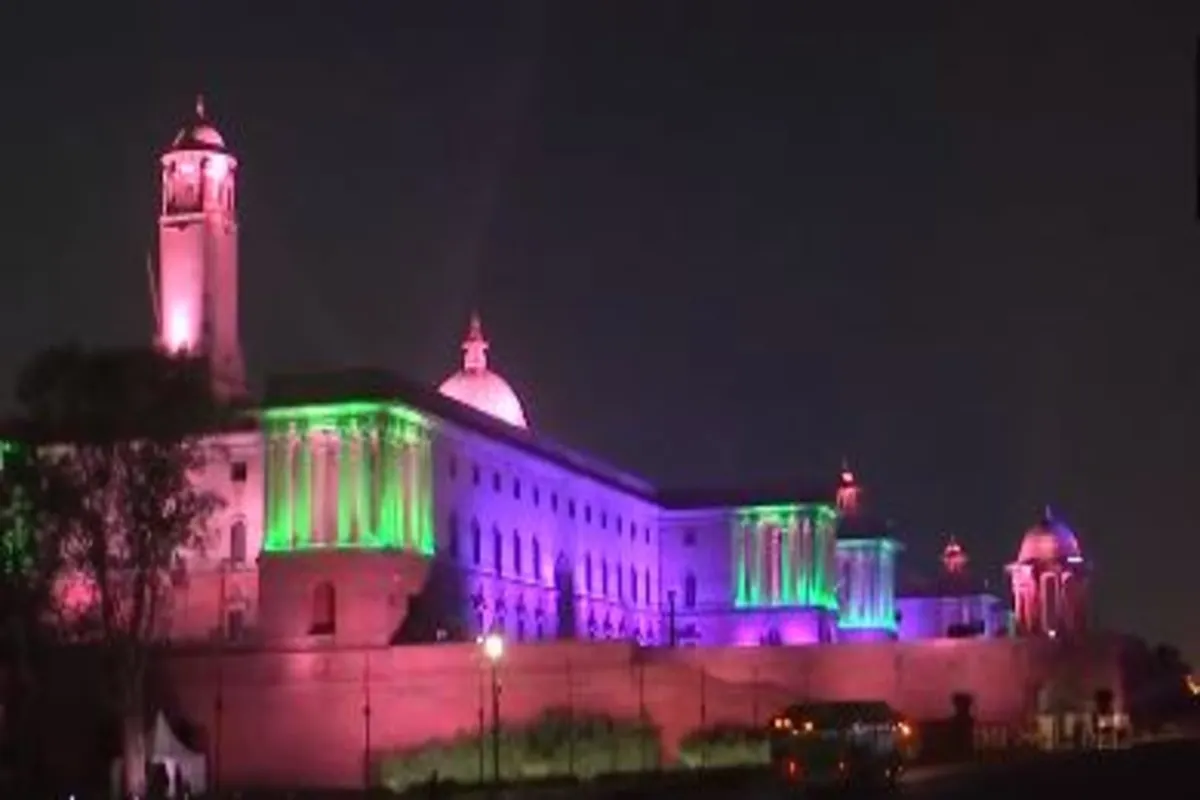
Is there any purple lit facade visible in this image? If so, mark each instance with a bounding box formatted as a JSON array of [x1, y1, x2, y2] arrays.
[[142, 99, 1084, 652]]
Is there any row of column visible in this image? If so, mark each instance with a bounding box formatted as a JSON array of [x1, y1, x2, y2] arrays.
[[838, 544, 896, 629], [733, 514, 837, 609], [263, 419, 435, 554]]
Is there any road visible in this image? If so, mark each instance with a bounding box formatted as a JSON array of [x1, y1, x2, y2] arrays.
[[899, 740, 1200, 798]]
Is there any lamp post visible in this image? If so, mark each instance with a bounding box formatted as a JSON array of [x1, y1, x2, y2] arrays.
[[481, 633, 504, 784]]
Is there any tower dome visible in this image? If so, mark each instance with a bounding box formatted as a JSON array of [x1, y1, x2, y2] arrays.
[[1016, 506, 1082, 564], [170, 95, 227, 151], [437, 313, 529, 429]]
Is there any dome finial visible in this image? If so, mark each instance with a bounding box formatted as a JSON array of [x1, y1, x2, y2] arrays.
[[1042, 504, 1055, 524], [462, 311, 489, 372], [195, 94, 206, 119]]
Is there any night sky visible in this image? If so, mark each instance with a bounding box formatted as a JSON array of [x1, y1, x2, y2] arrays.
[[2, 4, 1198, 657]]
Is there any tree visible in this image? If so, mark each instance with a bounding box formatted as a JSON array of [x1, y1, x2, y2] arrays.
[[11, 345, 226, 797], [0, 440, 66, 793]]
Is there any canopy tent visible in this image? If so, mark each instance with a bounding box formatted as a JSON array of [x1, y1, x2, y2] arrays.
[[110, 712, 207, 798]]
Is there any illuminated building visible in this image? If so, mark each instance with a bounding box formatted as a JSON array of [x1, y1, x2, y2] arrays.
[[1007, 506, 1090, 637], [139, 99, 1087, 649]]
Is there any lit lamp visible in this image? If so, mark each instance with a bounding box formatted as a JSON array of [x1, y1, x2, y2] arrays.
[[481, 633, 504, 784]]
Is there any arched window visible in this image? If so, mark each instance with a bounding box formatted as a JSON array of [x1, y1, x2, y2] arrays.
[[229, 519, 247, 565], [311, 581, 336, 635], [630, 565, 638, 605], [531, 537, 542, 582], [684, 573, 697, 609], [644, 568, 651, 606], [513, 530, 522, 576], [601, 559, 609, 596], [585, 554, 593, 593], [471, 519, 482, 565]]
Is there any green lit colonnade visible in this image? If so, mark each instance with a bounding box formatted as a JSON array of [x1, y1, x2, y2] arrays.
[[732, 503, 839, 612], [836, 537, 900, 632], [262, 402, 436, 555]]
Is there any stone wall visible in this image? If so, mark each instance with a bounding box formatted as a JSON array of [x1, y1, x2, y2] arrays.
[[161, 634, 1128, 789]]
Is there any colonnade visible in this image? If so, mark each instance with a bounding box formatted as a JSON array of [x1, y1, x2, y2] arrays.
[[835, 540, 897, 630], [263, 413, 434, 554], [732, 508, 838, 610]]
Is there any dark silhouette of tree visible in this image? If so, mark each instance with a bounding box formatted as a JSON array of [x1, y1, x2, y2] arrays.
[[0, 440, 66, 793], [9, 345, 226, 797]]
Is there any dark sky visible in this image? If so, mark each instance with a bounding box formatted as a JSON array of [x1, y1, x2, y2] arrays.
[[2, 3, 1198, 658]]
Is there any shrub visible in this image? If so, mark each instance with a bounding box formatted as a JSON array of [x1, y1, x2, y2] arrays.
[[676, 724, 769, 770], [376, 708, 662, 794]]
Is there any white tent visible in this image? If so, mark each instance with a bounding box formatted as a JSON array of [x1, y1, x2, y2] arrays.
[[110, 712, 207, 798]]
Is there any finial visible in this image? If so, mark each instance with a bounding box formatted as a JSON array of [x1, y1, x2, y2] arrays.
[[839, 456, 854, 483], [462, 311, 489, 372], [195, 94, 206, 119], [1042, 504, 1055, 524]]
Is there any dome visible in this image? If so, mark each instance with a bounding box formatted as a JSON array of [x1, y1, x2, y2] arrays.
[[437, 314, 529, 429], [1016, 506, 1082, 563], [170, 96, 227, 151]]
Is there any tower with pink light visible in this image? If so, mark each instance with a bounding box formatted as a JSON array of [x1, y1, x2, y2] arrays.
[[156, 96, 244, 400]]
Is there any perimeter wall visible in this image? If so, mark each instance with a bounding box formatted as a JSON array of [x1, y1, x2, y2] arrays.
[[161, 634, 1127, 788]]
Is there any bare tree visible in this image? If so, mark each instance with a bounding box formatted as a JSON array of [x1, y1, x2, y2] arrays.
[[13, 346, 226, 797]]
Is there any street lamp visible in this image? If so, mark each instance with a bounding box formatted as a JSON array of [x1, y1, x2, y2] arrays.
[[481, 633, 504, 784]]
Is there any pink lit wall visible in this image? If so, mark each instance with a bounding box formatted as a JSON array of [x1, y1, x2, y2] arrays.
[[160, 635, 1130, 790]]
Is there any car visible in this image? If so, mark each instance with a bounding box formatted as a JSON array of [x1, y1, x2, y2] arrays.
[[768, 700, 913, 793]]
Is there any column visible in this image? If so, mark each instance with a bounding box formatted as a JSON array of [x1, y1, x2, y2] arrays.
[[282, 427, 296, 549], [323, 432, 339, 545], [402, 433, 417, 550], [783, 517, 797, 605], [798, 518, 812, 606], [294, 427, 312, 547], [731, 523, 738, 603], [312, 431, 326, 546], [263, 431, 280, 550], [417, 433, 434, 554], [337, 426, 352, 545], [356, 426, 370, 544], [751, 522, 763, 605]]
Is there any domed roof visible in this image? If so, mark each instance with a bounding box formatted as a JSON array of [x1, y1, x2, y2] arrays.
[[1016, 506, 1082, 563], [437, 313, 529, 429], [170, 96, 227, 151]]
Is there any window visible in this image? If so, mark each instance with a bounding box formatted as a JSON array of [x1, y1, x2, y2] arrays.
[[551, 493, 559, 512], [644, 569, 651, 605], [493, 472, 502, 492], [472, 519, 482, 565], [584, 505, 592, 524], [568, 499, 576, 519], [644, 526, 650, 544], [585, 554, 593, 593], [616, 516, 623, 534], [513, 479, 522, 500], [683, 528, 696, 546], [229, 519, 247, 564], [472, 464, 481, 485], [617, 563, 624, 599], [532, 537, 542, 581], [513, 531, 522, 576], [601, 559, 609, 595], [533, 486, 540, 506], [600, 511, 607, 529], [310, 582, 336, 635], [447, 512, 460, 559], [230, 461, 247, 483], [630, 565, 638, 604], [493, 527, 503, 575], [684, 573, 697, 609]]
